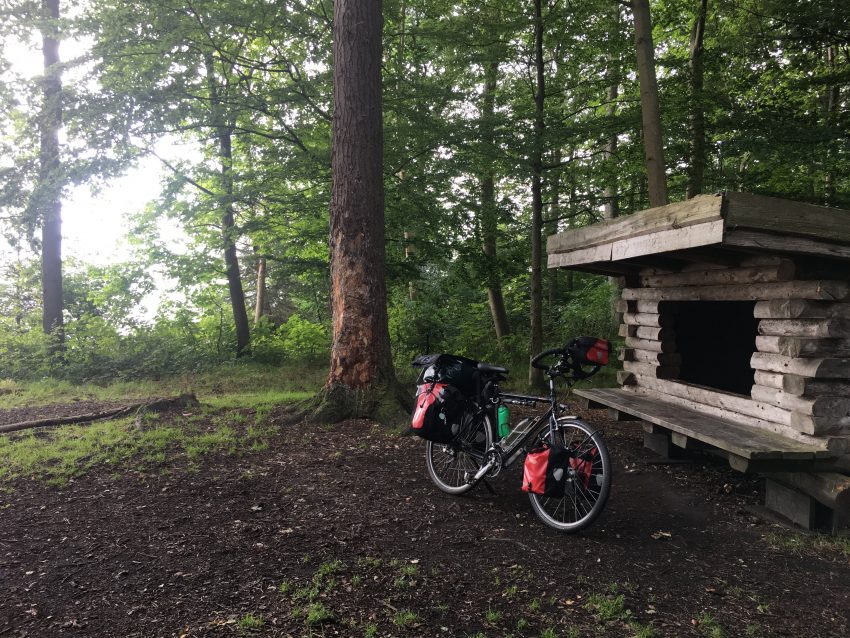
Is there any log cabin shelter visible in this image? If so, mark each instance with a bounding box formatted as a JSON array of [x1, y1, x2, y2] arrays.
[[547, 191, 850, 531]]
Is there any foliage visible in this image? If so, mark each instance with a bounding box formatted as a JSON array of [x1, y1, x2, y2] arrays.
[[0, 0, 847, 384]]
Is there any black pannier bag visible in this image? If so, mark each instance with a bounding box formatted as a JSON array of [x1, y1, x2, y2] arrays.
[[568, 336, 610, 366], [410, 382, 466, 443], [412, 353, 481, 398]]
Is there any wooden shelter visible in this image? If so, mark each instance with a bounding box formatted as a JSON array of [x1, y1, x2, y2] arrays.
[[547, 192, 850, 530]]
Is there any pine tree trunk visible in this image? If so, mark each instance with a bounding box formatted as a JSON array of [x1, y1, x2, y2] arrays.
[[631, 0, 668, 207], [39, 0, 64, 348], [686, 0, 708, 199], [481, 61, 510, 340], [316, 0, 406, 423], [528, 0, 545, 391]]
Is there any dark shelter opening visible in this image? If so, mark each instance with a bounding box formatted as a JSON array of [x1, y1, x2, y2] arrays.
[[667, 301, 758, 396]]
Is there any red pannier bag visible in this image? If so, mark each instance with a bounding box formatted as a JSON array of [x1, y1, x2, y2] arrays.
[[522, 444, 598, 496], [410, 382, 463, 444], [522, 445, 570, 497], [569, 336, 610, 366]]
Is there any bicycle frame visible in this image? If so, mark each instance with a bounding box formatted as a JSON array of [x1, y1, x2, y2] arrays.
[[468, 375, 586, 483]]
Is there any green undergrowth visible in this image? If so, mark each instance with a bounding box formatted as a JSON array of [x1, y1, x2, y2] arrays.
[[0, 410, 271, 486], [0, 361, 325, 410], [763, 529, 850, 560]]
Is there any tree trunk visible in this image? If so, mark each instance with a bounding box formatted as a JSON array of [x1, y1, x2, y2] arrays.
[[631, 0, 668, 207], [205, 54, 251, 358], [603, 6, 620, 220], [547, 151, 561, 307], [686, 0, 708, 199], [528, 0, 545, 391], [825, 45, 839, 206], [39, 0, 64, 349], [254, 256, 267, 324], [317, 0, 406, 424], [480, 60, 510, 340]]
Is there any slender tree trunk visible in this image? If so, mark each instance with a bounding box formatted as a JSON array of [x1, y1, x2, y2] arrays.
[[481, 60, 510, 340], [825, 45, 839, 206], [686, 0, 708, 199], [318, 0, 405, 423], [205, 55, 251, 357], [631, 0, 668, 207], [603, 6, 620, 219], [528, 0, 545, 391], [404, 230, 417, 301], [254, 256, 267, 324], [547, 151, 561, 307], [39, 0, 64, 348]]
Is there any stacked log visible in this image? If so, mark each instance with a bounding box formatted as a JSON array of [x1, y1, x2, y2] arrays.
[[616, 299, 679, 381], [614, 257, 850, 449], [749, 300, 850, 436]]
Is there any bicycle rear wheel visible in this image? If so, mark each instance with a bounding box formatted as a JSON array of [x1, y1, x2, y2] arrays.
[[425, 413, 492, 495], [527, 417, 611, 532]]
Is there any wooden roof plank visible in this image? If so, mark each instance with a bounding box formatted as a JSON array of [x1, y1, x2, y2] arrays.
[[725, 192, 850, 245]]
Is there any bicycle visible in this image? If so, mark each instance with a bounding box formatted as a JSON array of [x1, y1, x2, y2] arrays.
[[415, 341, 612, 532]]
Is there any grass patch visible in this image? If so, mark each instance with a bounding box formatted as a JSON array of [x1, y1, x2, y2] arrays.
[[584, 593, 631, 624], [764, 530, 850, 559], [304, 602, 334, 626], [392, 610, 419, 627], [237, 613, 265, 630], [696, 612, 725, 638]]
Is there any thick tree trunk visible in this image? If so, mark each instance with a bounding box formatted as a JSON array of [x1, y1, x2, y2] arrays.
[[686, 0, 708, 199], [631, 0, 668, 207], [205, 54, 251, 357], [39, 0, 64, 348], [480, 60, 510, 340], [254, 256, 267, 324], [528, 0, 545, 391], [316, 0, 407, 424]]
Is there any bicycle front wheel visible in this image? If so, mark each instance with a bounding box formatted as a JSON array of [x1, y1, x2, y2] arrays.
[[527, 417, 611, 532], [425, 413, 492, 495]]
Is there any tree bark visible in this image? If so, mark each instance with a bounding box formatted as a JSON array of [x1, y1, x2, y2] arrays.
[[480, 60, 510, 340], [546, 151, 561, 307], [528, 0, 545, 391], [254, 256, 267, 324], [317, 0, 406, 423], [825, 45, 839, 206], [205, 55, 251, 358], [39, 0, 64, 348], [631, 0, 668, 207], [686, 0, 708, 199]]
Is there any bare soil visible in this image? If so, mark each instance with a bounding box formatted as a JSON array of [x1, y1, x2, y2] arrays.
[[1, 402, 848, 637]]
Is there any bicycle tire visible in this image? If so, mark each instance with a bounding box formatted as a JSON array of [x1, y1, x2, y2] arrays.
[[527, 417, 611, 532], [425, 412, 493, 495]]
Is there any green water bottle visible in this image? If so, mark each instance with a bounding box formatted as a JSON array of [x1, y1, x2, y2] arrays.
[[497, 405, 510, 438]]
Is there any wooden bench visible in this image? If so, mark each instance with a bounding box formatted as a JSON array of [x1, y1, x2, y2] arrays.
[[573, 387, 836, 472]]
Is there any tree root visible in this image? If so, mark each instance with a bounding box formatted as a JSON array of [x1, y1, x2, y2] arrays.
[[301, 381, 412, 427], [0, 393, 200, 435]]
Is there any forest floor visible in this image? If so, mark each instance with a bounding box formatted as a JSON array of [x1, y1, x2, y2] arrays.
[[1, 377, 849, 638]]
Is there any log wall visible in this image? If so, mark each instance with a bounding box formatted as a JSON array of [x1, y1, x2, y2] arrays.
[[617, 258, 850, 447]]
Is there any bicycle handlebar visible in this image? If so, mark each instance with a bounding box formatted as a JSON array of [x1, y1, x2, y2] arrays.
[[530, 347, 566, 370]]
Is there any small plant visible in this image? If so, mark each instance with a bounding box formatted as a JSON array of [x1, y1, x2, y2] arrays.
[[516, 618, 529, 631], [305, 602, 334, 626], [392, 610, 419, 627], [529, 598, 542, 612], [630, 621, 657, 638], [364, 624, 378, 638], [539, 628, 557, 638], [351, 574, 362, 587], [696, 612, 725, 638], [744, 624, 762, 637], [278, 580, 292, 594], [486, 608, 502, 624], [584, 593, 630, 623], [238, 613, 265, 630], [503, 585, 518, 598]]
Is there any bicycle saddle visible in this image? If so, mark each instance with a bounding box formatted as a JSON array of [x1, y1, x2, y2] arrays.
[[477, 362, 507, 374]]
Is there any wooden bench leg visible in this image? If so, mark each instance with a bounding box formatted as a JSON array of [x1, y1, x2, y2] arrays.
[[765, 479, 816, 530]]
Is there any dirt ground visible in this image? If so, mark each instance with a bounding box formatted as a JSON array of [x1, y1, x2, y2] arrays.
[[1, 400, 849, 638]]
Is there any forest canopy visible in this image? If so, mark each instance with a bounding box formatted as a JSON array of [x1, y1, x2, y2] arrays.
[[0, 0, 847, 384]]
